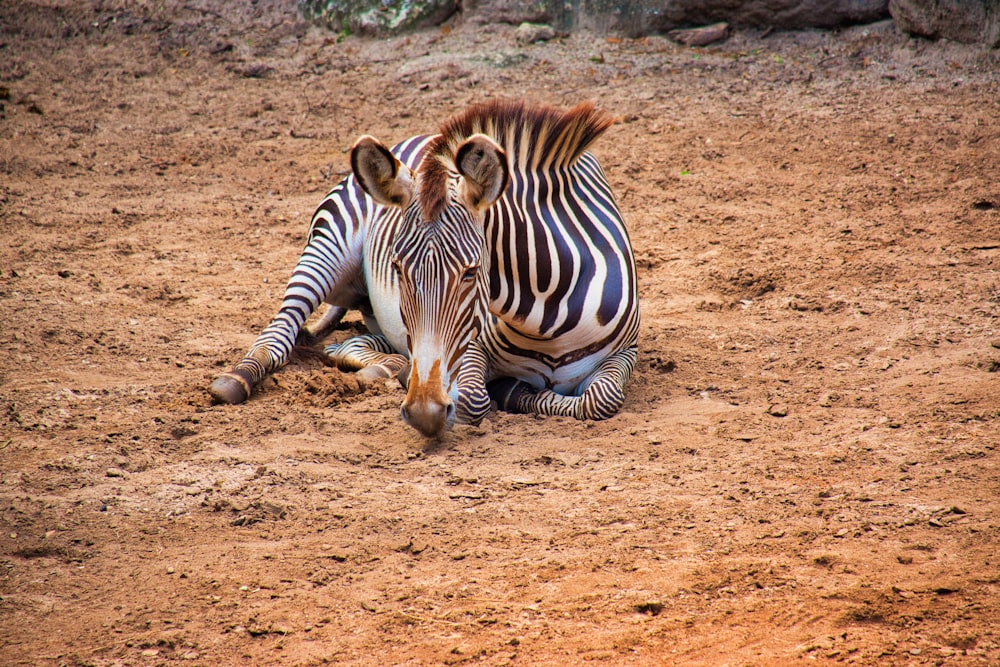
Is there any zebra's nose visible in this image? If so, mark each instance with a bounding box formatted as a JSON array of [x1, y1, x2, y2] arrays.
[[401, 398, 453, 438]]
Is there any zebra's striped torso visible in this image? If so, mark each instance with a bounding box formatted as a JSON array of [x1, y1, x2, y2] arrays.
[[480, 151, 638, 393]]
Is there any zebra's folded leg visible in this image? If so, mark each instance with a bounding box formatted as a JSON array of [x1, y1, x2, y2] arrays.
[[454, 340, 492, 425], [486, 377, 537, 415], [323, 334, 408, 387], [300, 305, 348, 345], [492, 346, 638, 421]]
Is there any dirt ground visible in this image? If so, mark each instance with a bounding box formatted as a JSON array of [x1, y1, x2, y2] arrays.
[[2, 1, 1000, 665]]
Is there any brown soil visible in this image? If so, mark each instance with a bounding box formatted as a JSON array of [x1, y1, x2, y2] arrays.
[[2, 2, 1000, 665]]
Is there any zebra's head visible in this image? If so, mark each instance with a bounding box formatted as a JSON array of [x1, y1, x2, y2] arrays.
[[351, 133, 509, 437]]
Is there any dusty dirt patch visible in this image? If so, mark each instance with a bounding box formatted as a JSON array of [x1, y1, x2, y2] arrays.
[[2, 2, 1000, 665]]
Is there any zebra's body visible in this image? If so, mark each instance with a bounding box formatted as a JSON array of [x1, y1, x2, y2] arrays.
[[210, 100, 639, 437]]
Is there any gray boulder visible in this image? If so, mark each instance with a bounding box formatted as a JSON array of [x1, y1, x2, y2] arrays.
[[463, 0, 565, 27], [464, 0, 890, 36], [300, 0, 892, 37], [889, 0, 1000, 46], [299, 0, 458, 36]]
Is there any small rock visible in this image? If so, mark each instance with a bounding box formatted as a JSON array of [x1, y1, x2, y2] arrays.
[[633, 601, 664, 616], [448, 491, 483, 500], [833, 528, 849, 538], [515, 22, 556, 44], [767, 403, 789, 418], [238, 63, 272, 78], [667, 22, 730, 47], [106, 467, 127, 478]]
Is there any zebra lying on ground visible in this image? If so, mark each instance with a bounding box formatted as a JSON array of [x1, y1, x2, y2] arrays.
[[210, 99, 640, 437]]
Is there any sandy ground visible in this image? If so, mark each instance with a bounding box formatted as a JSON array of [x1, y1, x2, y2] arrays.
[[2, 1, 1000, 665]]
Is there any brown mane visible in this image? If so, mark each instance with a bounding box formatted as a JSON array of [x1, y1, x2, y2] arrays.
[[417, 99, 615, 221]]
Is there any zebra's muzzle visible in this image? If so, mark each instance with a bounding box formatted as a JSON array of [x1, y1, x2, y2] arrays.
[[400, 359, 454, 437], [400, 400, 455, 438]]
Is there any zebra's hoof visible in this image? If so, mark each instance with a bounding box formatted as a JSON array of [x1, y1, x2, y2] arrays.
[[487, 378, 535, 413], [396, 362, 412, 389], [209, 373, 251, 405]]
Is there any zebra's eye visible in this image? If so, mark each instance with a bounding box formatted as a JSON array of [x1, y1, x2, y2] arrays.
[[461, 266, 478, 282]]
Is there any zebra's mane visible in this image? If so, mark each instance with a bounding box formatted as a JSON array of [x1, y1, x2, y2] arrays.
[[417, 99, 615, 221]]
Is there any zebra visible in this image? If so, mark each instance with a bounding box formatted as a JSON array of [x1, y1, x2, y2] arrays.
[[210, 99, 640, 437]]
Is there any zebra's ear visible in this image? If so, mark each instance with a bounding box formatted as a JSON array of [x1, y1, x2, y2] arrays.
[[455, 134, 509, 212], [351, 135, 415, 208]]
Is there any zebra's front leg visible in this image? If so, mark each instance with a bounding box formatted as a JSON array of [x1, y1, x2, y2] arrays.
[[209, 301, 319, 405], [324, 334, 408, 386], [490, 345, 637, 421], [209, 345, 277, 406], [209, 176, 371, 405], [210, 308, 347, 405]]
